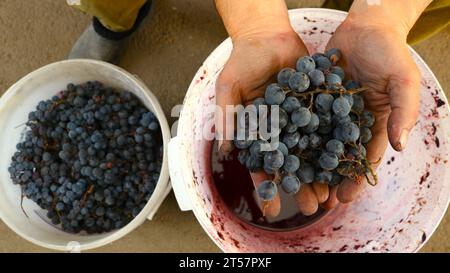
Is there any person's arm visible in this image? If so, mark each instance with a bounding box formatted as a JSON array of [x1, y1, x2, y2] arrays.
[[215, 0, 293, 40], [347, 0, 432, 39]]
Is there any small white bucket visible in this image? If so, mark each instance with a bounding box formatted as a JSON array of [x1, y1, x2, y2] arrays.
[[0, 59, 171, 251]]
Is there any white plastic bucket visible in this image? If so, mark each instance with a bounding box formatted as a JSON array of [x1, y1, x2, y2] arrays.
[[0, 59, 171, 251], [169, 9, 450, 252]]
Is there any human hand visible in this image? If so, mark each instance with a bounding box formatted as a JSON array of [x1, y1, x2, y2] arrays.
[[215, 29, 319, 217], [320, 11, 421, 209]]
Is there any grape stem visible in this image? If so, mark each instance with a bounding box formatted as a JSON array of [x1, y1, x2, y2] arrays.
[[273, 170, 282, 184], [285, 87, 368, 97]]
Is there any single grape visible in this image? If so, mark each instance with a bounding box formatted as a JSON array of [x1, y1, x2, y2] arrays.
[[340, 122, 360, 142], [325, 48, 342, 64], [296, 56, 316, 74], [332, 126, 345, 142], [281, 96, 301, 113], [316, 170, 332, 184], [361, 110, 375, 127], [332, 114, 351, 127], [332, 96, 351, 117], [278, 108, 288, 129], [352, 94, 365, 113], [360, 127, 372, 143], [308, 69, 325, 87], [319, 152, 339, 170], [265, 83, 285, 105], [318, 111, 332, 127], [246, 155, 263, 172], [349, 144, 367, 160], [330, 66, 345, 80], [291, 107, 311, 127], [296, 163, 315, 184], [257, 180, 278, 201], [282, 131, 300, 149], [326, 139, 345, 156], [277, 68, 296, 88], [309, 133, 322, 148], [313, 55, 332, 71], [315, 93, 334, 113], [281, 175, 301, 194], [283, 122, 298, 133], [325, 73, 342, 90], [283, 154, 300, 173], [263, 149, 284, 170], [277, 142, 289, 157], [344, 80, 360, 90], [297, 135, 309, 150], [302, 113, 319, 133], [289, 72, 310, 92]]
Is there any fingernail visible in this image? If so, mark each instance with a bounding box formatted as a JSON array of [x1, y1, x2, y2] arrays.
[[396, 128, 410, 151]]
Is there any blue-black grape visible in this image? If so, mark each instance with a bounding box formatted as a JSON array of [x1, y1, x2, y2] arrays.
[[325, 73, 342, 90], [313, 54, 332, 71], [325, 48, 341, 64], [361, 110, 375, 127], [283, 155, 300, 173], [263, 150, 284, 171], [319, 152, 339, 170], [281, 96, 301, 113], [315, 93, 334, 113], [291, 107, 311, 127], [282, 131, 300, 149], [340, 122, 360, 142], [332, 96, 351, 117], [257, 180, 277, 201], [289, 72, 310, 92], [360, 127, 372, 143], [296, 56, 316, 74], [330, 66, 345, 80], [296, 163, 315, 184], [326, 139, 344, 156], [309, 133, 322, 148], [352, 94, 365, 113], [265, 83, 285, 105], [281, 175, 301, 194], [308, 69, 325, 87], [297, 135, 309, 150]]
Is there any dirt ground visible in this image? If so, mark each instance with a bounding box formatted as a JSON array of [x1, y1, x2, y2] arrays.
[[0, 0, 448, 252]]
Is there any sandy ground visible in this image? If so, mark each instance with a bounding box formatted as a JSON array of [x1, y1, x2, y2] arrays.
[[0, 0, 448, 252]]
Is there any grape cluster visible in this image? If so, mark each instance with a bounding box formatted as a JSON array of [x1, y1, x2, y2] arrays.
[[234, 48, 376, 203], [8, 81, 162, 234]]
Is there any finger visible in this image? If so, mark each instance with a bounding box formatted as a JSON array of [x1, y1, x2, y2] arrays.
[[215, 65, 242, 155], [250, 171, 281, 218], [387, 58, 421, 151], [295, 184, 319, 216], [311, 182, 329, 203], [321, 185, 339, 210], [336, 176, 366, 203]]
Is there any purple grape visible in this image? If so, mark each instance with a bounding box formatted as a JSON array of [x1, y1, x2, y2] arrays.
[[283, 155, 300, 173], [319, 152, 339, 170], [332, 96, 351, 117], [315, 93, 334, 113], [289, 72, 310, 92], [281, 175, 301, 194], [257, 180, 277, 201], [291, 107, 311, 127], [277, 68, 296, 88], [296, 56, 316, 74], [265, 83, 285, 105], [308, 69, 325, 87]]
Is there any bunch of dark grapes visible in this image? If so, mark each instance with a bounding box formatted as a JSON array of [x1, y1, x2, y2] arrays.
[[8, 81, 162, 234], [234, 48, 376, 204]]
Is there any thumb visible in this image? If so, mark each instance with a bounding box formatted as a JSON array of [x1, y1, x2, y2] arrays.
[[387, 60, 421, 151], [215, 62, 243, 154]]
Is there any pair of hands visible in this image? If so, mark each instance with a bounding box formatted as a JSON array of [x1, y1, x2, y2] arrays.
[[215, 13, 421, 217]]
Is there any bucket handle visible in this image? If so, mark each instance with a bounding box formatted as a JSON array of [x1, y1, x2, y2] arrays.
[[168, 136, 193, 211]]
